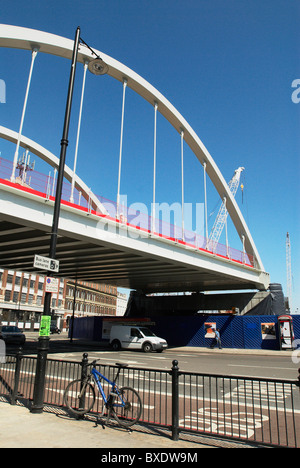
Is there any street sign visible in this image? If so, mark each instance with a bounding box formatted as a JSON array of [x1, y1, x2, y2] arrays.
[[34, 254, 59, 273], [45, 277, 59, 293]]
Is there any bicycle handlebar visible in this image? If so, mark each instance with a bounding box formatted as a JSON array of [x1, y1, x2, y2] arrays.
[[86, 359, 128, 368], [88, 359, 100, 367]]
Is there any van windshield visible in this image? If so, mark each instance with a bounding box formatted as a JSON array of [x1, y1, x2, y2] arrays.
[[140, 327, 156, 337]]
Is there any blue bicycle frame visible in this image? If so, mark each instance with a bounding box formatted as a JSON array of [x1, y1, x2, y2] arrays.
[[91, 367, 124, 408]]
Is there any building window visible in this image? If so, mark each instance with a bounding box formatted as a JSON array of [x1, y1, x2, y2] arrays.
[[13, 291, 19, 303], [21, 293, 27, 303], [36, 296, 42, 306], [15, 276, 21, 285], [6, 274, 13, 284], [4, 290, 11, 301]]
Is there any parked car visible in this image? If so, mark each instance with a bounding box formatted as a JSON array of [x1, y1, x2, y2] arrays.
[[0, 325, 26, 345]]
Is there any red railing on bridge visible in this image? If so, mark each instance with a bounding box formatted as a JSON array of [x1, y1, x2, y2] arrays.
[[0, 157, 254, 267]]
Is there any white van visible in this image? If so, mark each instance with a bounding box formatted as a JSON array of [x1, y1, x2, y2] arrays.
[[109, 325, 168, 353]]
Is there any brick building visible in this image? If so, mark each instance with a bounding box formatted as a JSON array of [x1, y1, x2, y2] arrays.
[[0, 268, 117, 331]]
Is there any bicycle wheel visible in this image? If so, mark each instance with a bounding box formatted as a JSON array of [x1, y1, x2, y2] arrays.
[[64, 379, 95, 415], [111, 386, 142, 427]]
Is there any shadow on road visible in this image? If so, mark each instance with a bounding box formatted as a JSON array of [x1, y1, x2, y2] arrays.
[[5, 332, 111, 357]]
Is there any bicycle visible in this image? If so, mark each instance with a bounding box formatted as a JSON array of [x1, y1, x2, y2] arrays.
[[63, 360, 142, 428]]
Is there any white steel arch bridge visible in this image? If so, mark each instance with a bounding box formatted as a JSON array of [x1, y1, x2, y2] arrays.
[[0, 25, 269, 293]]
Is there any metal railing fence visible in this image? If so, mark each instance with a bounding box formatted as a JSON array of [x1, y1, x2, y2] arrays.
[[1, 351, 299, 447], [0, 156, 254, 267]]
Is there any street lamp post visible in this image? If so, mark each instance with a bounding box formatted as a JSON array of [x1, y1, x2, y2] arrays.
[[30, 27, 109, 414], [30, 27, 81, 413]]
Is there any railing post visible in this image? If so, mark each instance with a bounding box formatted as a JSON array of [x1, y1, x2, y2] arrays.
[[11, 347, 23, 405], [77, 352, 89, 419], [81, 352, 89, 380], [171, 359, 180, 441]]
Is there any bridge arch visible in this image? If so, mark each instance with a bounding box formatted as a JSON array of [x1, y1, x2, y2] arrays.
[[0, 125, 108, 214], [0, 24, 264, 270]]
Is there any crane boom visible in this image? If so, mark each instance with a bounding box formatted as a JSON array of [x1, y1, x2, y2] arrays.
[[207, 167, 244, 252], [286, 232, 292, 311]]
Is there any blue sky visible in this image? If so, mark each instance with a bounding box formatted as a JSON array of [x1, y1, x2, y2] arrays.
[[0, 0, 299, 311]]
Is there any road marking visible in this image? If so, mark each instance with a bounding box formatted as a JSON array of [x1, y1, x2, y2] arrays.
[[174, 353, 211, 357], [228, 364, 296, 371], [180, 408, 269, 438], [46, 388, 155, 409]]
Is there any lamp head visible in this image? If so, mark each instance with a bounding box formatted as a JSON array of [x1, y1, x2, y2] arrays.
[[88, 58, 109, 75]]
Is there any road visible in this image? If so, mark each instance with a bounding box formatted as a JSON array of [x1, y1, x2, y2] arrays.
[[60, 348, 298, 380], [10, 331, 299, 380]]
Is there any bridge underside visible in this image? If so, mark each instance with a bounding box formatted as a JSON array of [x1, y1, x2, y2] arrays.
[[0, 218, 265, 294]]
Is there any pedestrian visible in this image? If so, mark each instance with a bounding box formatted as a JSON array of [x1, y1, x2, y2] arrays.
[[211, 328, 222, 349]]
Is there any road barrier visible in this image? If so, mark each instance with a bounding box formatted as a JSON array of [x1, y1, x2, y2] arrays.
[[1, 350, 299, 447]]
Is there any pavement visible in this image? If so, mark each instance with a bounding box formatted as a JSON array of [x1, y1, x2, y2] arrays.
[[0, 396, 247, 449], [1, 342, 297, 449], [170, 347, 296, 358], [0, 395, 265, 449], [0, 399, 201, 449]]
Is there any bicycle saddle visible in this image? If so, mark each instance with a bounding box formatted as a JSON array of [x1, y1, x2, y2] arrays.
[[115, 362, 128, 367]]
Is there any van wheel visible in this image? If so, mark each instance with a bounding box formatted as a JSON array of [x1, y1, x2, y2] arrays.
[[111, 340, 121, 351], [142, 342, 152, 353]]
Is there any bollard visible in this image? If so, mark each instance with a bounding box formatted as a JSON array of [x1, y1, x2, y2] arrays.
[[11, 347, 23, 405], [171, 359, 180, 441], [30, 336, 49, 413]]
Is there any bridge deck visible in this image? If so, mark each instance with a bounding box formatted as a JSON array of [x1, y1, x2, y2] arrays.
[[0, 178, 269, 293]]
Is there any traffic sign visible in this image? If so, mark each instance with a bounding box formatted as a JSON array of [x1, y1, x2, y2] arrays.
[[45, 277, 59, 293], [34, 254, 59, 272]]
